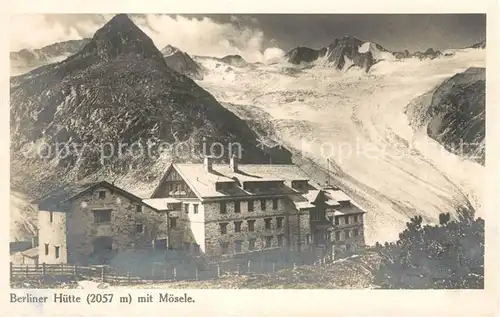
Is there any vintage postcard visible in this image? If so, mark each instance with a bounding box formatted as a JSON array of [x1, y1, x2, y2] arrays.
[[3, 1, 499, 316]]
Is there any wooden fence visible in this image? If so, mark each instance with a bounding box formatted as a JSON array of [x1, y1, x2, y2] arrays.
[[10, 254, 336, 285]]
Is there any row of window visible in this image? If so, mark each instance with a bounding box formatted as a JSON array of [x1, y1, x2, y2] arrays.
[[334, 228, 361, 241], [326, 214, 363, 226], [183, 203, 199, 214], [220, 235, 285, 254], [220, 198, 279, 214], [44, 243, 60, 259], [219, 217, 284, 234]]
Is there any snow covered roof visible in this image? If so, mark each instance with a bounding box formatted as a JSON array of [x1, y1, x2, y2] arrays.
[[142, 198, 181, 211], [168, 163, 316, 199]]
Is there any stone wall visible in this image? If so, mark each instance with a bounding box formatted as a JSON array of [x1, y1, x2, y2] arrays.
[[203, 197, 301, 257], [66, 185, 163, 264]]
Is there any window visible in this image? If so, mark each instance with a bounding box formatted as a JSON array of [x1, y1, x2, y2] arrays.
[[220, 222, 228, 234], [234, 221, 242, 233], [135, 224, 143, 233], [193, 244, 200, 254], [234, 201, 241, 213], [49, 211, 53, 223], [234, 240, 242, 253], [248, 239, 256, 251], [345, 230, 350, 238], [184, 243, 191, 251], [272, 198, 278, 210], [260, 199, 266, 211], [136, 205, 142, 213], [335, 217, 340, 225], [54, 246, 60, 259], [220, 242, 229, 255], [328, 216, 333, 224], [357, 215, 363, 223], [276, 217, 284, 229], [247, 220, 255, 232], [248, 200, 254, 212], [311, 211, 320, 221], [93, 209, 112, 224], [264, 218, 272, 230], [353, 228, 359, 237], [193, 204, 198, 214], [98, 191, 106, 199], [44, 244, 49, 256], [335, 231, 341, 241], [169, 217, 177, 229], [220, 202, 227, 214], [277, 234, 284, 246], [305, 234, 310, 244], [265, 236, 273, 248], [184, 204, 189, 214], [345, 215, 350, 225]]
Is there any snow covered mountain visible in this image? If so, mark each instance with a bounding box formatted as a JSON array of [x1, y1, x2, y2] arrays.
[[161, 44, 204, 80], [284, 36, 458, 72], [284, 36, 378, 72], [10, 39, 90, 76]]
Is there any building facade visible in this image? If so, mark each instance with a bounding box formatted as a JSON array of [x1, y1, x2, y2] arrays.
[[147, 156, 366, 258], [35, 157, 366, 264], [36, 182, 163, 265]]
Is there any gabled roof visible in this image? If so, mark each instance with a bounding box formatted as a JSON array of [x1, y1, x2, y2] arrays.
[[33, 181, 160, 211], [163, 163, 316, 199], [142, 198, 181, 211]]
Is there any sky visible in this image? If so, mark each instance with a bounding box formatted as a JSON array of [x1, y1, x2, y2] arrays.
[[10, 14, 486, 62]]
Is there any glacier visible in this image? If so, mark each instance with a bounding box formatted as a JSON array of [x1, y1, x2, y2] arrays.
[[194, 48, 485, 244]]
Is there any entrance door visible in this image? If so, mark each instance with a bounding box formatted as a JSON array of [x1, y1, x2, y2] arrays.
[[314, 229, 325, 245]]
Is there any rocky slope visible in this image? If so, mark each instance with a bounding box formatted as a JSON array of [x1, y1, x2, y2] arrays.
[[405, 67, 485, 165], [161, 45, 204, 80], [10, 14, 291, 200]]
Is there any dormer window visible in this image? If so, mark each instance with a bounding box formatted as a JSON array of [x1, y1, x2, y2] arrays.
[[98, 191, 106, 199], [292, 180, 308, 191]]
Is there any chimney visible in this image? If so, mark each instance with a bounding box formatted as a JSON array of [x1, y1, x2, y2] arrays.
[[204, 156, 214, 172], [230, 154, 238, 172]]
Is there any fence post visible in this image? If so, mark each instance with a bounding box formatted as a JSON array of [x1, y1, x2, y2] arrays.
[[25, 265, 29, 277], [236, 264, 240, 276], [195, 267, 199, 281], [272, 262, 276, 273], [247, 260, 251, 273], [61, 263, 64, 273], [73, 265, 78, 278], [9, 262, 13, 279], [217, 265, 220, 278], [42, 262, 46, 276], [173, 267, 177, 280], [127, 271, 131, 284], [293, 262, 296, 270], [152, 266, 155, 280], [101, 266, 105, 282]]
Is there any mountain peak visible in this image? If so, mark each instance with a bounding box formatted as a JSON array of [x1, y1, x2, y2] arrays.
[[161, 44, 181, 56], [76, 14, 164, 62]]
